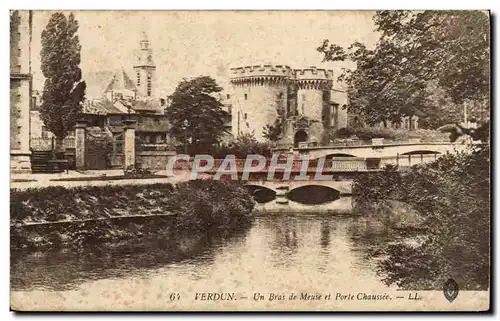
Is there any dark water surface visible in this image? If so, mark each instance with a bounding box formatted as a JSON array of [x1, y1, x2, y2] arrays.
[[11, 214, 397, 310]]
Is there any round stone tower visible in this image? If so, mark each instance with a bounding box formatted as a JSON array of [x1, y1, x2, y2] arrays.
[[294, 67, 334, 144], [295, 67, 334, 120], [230, 65, 293, 141]]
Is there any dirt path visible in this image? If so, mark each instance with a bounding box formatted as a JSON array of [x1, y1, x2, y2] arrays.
[[10, 170, 214, 190]]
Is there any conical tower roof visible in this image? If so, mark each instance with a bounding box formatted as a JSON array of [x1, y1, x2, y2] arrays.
[[104, 68, 137, 94]]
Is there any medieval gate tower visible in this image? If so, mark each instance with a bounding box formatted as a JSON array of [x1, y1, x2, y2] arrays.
[[230, 64, 342, 146], [230, 65, 292, 141]]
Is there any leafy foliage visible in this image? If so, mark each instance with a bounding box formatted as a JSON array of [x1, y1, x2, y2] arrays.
[[168, 180, 255, 232], [262, 119, 283, 142], [212, 133, 272, 159], [40, 12, 86, 146], [318, 11, 490, 128], [166, 76, 228, 154], [352, 145, 490, 290], [11, 181, 255, 251], [438, 120, 490, 143]]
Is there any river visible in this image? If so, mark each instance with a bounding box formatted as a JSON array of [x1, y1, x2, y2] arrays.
[[11, 213, 400, 311]]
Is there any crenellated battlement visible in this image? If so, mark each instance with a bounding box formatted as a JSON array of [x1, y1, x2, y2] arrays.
[[228, 64, 348, 143], [294, 67, 334, 81], [230, 65, 335, 89], [230, 64, 294, 79]]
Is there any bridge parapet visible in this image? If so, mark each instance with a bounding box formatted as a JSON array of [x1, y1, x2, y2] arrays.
[[172, 157, 369, 173], [169, 142, 476, 176], [274, 138, 454, 151]]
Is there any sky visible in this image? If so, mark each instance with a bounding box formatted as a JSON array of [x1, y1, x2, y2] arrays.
[[31, 11, 380, 99]]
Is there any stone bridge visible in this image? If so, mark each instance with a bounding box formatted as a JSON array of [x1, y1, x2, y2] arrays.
[[292, 142, 470, 159], [244, 180, 353, 213], [245, 180, 352, 195]]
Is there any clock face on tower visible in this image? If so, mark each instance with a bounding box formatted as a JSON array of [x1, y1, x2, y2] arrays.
[[147, 55, 153, 63]]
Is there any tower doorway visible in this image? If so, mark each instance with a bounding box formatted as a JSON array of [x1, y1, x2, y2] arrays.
[[294, 130, 308, 148]]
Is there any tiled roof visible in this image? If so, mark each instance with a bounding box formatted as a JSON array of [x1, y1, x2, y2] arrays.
[[84, 98, 141, 115], [84, 97, 167, 117], [104, 69, 137, 93], [113, 99, 135, 114], [132, 99, 163, 113], [84, 99, 123, 115], [83, 69, 116, 99]]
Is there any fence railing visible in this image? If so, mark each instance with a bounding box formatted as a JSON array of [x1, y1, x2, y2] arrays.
[[169, 152, 448, 173], [313, 138, 450, 148], [379, 153, 440, 168], [172, 158, 370, 172], [274, 137, 451, 151]]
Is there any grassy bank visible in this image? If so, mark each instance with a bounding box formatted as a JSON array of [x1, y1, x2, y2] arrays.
[[11, 180, 255, 252], [352, 146, 490, 290]]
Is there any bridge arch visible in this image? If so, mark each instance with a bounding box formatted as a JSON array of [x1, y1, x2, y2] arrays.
[[287, 185, 340, 205], [324, 153, 356, 158], [245, 185, 276, 203], [400, 150, 441, 155]]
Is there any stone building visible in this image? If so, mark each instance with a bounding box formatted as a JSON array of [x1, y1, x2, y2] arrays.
[[133, 32, 156, 98], [84, 32, 168, 144], [216, 92, 234, 144], [10, 10, 32, 172], [28, 30, 169, 169], [30, 90, 48, 139], [79, 32, 169, 168], [229, 65, 348, 146]]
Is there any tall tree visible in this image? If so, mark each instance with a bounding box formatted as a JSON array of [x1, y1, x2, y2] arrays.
[[262, 120, 282, 143], [318, 10, 490, 128], [166, 76, 228, 153], [40, 12, 86, 150]]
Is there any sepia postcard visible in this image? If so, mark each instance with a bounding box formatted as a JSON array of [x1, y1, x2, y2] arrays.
[[10, 10, 490, 312]]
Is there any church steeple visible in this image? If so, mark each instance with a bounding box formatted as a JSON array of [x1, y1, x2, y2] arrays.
[[133, 31, 156, 98]]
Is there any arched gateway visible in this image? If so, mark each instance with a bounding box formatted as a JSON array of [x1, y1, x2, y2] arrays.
[[294, 130, 308, 147]]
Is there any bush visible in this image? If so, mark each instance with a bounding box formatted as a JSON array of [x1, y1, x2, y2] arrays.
[[352, 145, 490, 290], [169, 180, 255, 231], [11, 181, 255, 251], [211, 133, 272, 159], [332, 127, 448, 142]]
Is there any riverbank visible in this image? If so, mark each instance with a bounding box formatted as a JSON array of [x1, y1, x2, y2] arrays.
[[351, 145, 490, 290], [11, 180, 255, 252]]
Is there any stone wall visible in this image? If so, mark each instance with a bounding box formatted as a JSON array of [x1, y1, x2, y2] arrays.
[[136, 150, 177, 171], [231, 81, 288, 140], [10, 10, 32, 172], [330, 89, 348, 129]]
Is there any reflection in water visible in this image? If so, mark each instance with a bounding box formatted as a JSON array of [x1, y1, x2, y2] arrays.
[[11, 229, 249, 291], [320, 219, 331, 249], [11, 214, 395, 300], [265, 216, 300, 268]]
